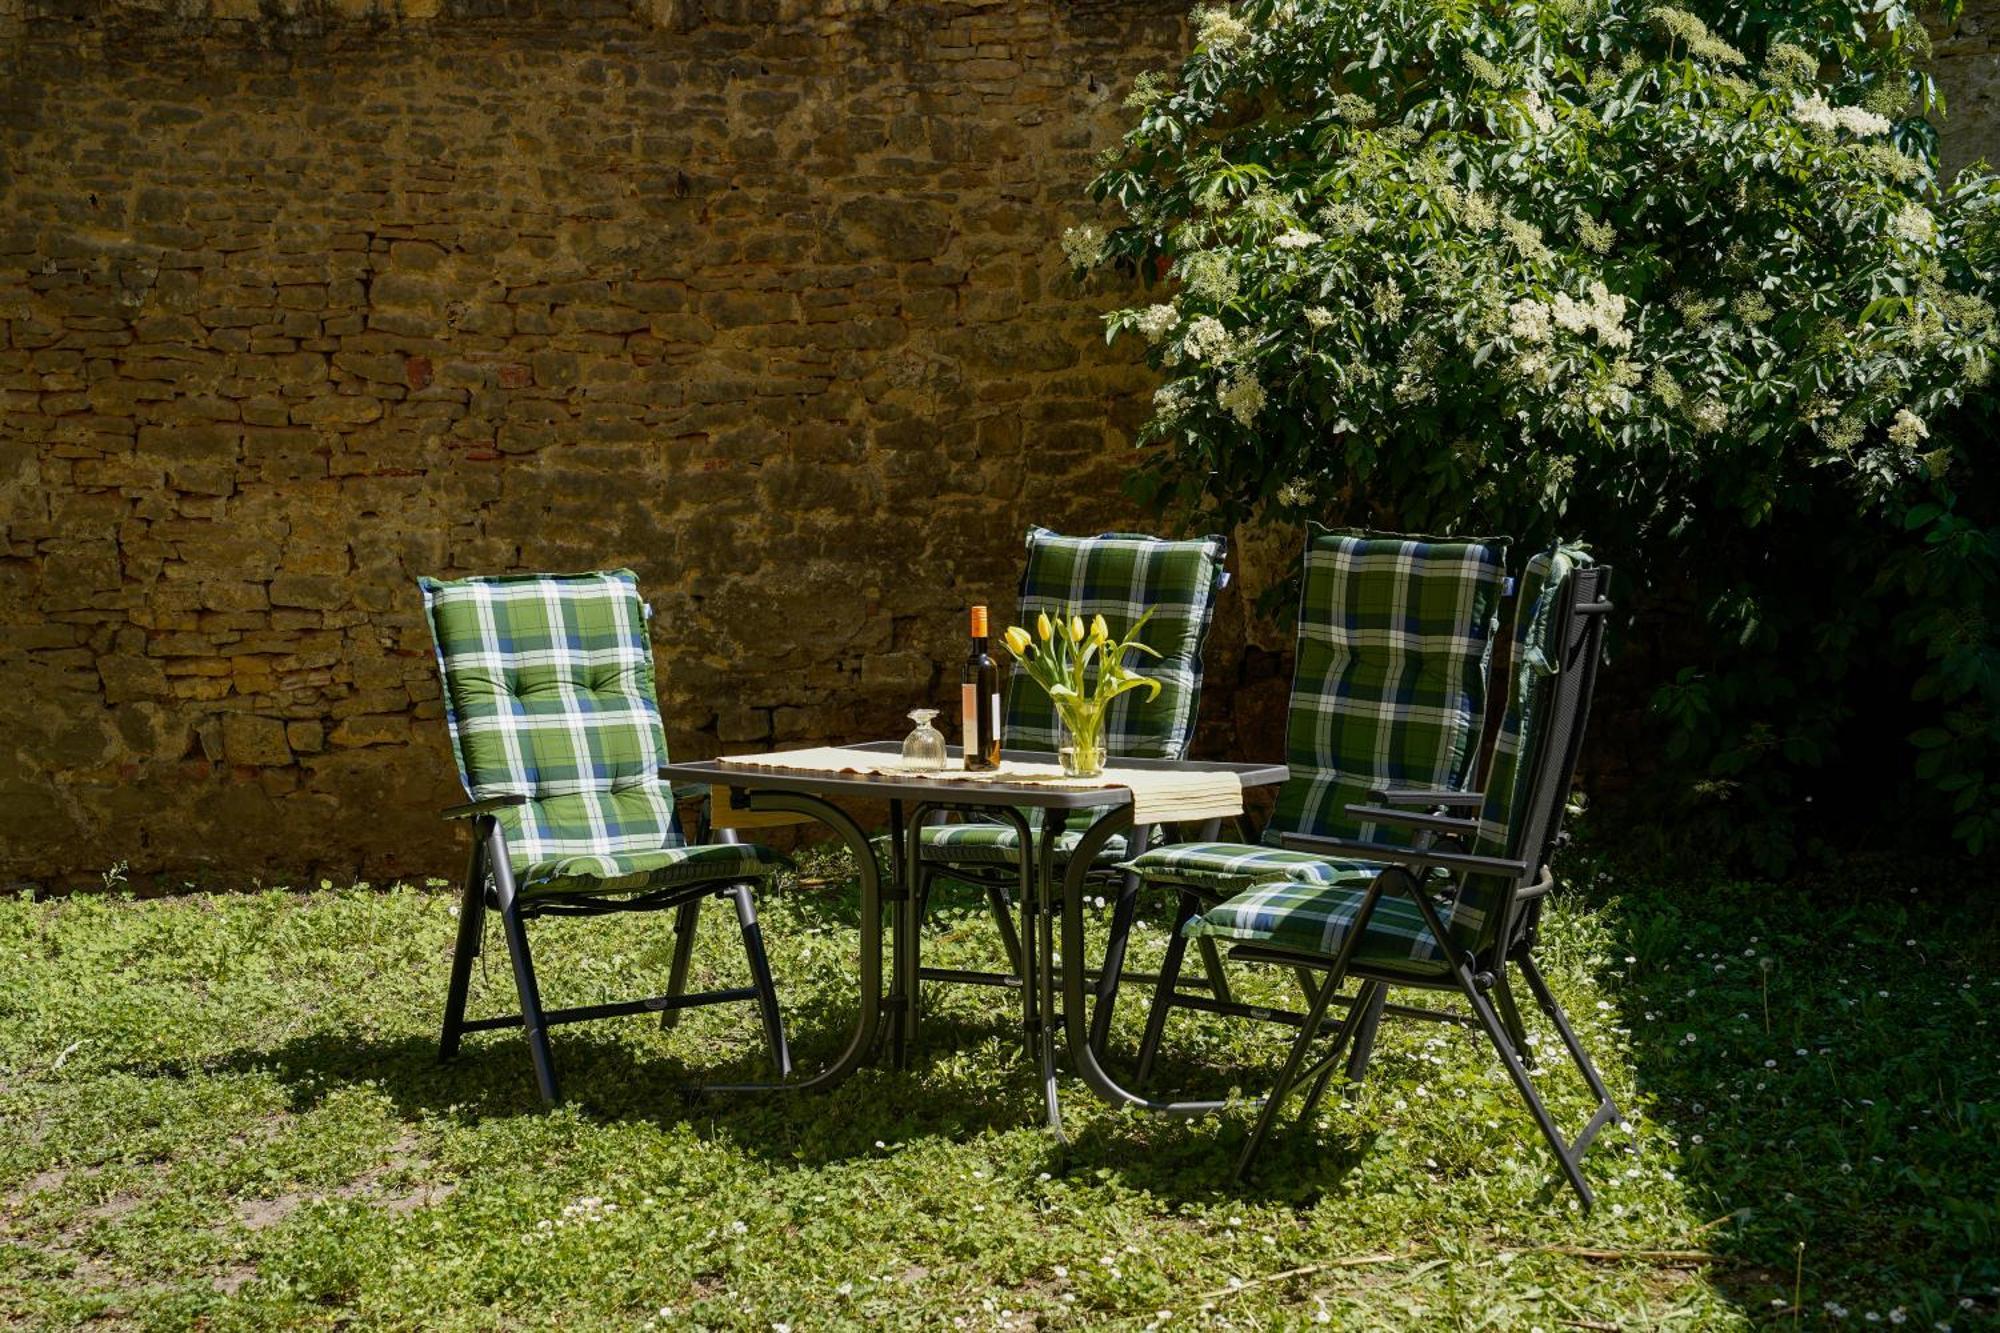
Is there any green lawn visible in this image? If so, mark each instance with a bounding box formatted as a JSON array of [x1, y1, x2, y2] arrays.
[[1, 847, 1994, 1330]]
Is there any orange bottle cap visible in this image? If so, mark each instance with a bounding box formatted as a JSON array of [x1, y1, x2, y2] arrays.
[[969, 605, 989, 637]]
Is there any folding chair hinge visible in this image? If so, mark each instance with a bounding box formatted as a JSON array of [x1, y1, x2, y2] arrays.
[[1472, 970, 1497, 991]]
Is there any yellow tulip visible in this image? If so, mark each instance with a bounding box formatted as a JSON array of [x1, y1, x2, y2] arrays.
[[1090, 613, 1109, 643], [1037, 611, 1053, 641], [1003, 626, 1031, 656]]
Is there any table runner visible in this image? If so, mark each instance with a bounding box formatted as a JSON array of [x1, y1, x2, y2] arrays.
[[706, 745, 1244, 829]]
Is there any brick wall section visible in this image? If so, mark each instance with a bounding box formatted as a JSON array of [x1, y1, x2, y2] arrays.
[[3, 1, 1995, 887], [1, 0, 1201, 886]]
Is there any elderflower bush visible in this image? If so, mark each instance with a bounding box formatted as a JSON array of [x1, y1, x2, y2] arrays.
[[1080, 0, 2000, 861]]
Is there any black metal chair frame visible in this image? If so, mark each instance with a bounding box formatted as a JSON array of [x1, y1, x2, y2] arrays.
[[437, 787, 791, 1105], [1145, 565, 1620, 1207], [909, 818, 1237, 1058]]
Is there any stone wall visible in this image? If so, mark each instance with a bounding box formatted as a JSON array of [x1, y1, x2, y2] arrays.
[[1, 0, 1200, 887], [4, 0, 1996, 888]]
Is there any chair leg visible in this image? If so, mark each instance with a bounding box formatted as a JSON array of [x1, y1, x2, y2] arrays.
[[1294, 979, 1383, 1129], [729, 884, 792, 1078], [1134, 888, 1202, 1088], [1459, 965, 1594, 1208], [984, 878, 1027, 979], [1197, 935, 1235, 1007], [659, 896, 702, 1031], [1088, 867, 1144, 1052], [1491, 969, 1532, 1060], [1233, 965, 1356, 1182], [495, 893, 560, 1106], [439, 836, 488, 1063], [1518, 954, 1619, 1113], [1340, 981, 1386, 1089]]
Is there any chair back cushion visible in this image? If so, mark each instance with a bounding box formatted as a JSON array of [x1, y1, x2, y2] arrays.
[[1002, 528, 1229, 761], [1445, 544, 1597, 951], [418, 569, 681, 871], [1267, 528, 1509, 844]]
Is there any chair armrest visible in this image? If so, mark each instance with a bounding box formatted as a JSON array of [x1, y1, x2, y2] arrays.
[[1344, 803, 1481, 837], [1277, 832, 1530, 879], [1367, 786, 1485, 810], [442, 794, 527, 821], [670, 781, 711, 805]]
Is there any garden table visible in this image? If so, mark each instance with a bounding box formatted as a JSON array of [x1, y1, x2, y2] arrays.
[[659, 742, 1289, 1136]]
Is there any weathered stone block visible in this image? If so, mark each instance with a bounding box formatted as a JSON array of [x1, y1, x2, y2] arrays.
[[222, 712, 293, 766]]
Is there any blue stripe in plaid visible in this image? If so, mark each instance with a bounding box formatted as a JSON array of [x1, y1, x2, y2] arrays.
[[1185, 875, 1451, 971]]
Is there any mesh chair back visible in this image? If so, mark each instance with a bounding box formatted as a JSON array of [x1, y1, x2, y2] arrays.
[[1002, 527, 1230, 760], [1444, 549, 1609, 953], [418, 569, 681, 869], [1266, 528, 1510, 845]]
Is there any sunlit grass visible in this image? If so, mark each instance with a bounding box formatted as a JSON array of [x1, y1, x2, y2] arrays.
[[1, 847, 1992, 1329]]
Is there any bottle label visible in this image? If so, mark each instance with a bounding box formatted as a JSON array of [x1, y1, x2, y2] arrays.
[[962, 683, 978, 755], [991, 691, 1001, 752]]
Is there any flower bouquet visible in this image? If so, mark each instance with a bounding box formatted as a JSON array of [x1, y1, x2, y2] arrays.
[[1002, 609, 1161, 778]]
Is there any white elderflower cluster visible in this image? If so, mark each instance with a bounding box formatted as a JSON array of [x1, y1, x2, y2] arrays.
[[1060, 224, 1104, 269], [1274, 476, 1315, 506], [1303, 306, 1336, 329], [1792, 94, 1891, 137], [1690, 395, 1730, 435], [1888, 203, 1937, 245], [1271, 228, 1322, 250], [1217, 371, 1266, 425], [1178, 250, 1240, 304], [1575, 214, 1615, 253], [1887, 408, 1929, 448], [1194, 5, 1251, 51], [1461, 191, 1498, 231], [1133, 304, 1179, 343], [1371, 280, 1405, 323], [1180, 315, 1232, 363], [1523, 88, 1556, 133], [1501, 215, 1551, 264], [1152, 381, 1194, 422], [1509, 297, 1554, 343], [1551, 281, 1632, 348], [1316, 201, 1375, 235]]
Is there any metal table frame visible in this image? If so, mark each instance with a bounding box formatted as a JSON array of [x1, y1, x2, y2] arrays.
[[660, 743, 1289, 1134]]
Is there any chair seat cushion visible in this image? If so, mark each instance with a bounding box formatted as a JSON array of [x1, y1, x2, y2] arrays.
[[517, 842, 785, 898], [916, 820, 1135, 868], [1186, 878, 1452, 972], [1118, 840, 1385, 897]]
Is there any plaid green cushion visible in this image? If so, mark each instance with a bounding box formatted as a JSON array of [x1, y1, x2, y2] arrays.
[[1441, 544, 1591, 952], [420, 569, 722, 892], [916, 819, 1135, 868], [519, 843, 783, 898], [1120, 841, 1386, 897], [1185, 876, 1452, 973], [1267, 528, 1508, 846], [1002, 528, 1228, 760]]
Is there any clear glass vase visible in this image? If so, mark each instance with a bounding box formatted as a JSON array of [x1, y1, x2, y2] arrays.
[[1055, 701, 1107, 778]]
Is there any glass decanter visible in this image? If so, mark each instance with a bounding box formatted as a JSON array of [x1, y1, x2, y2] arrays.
[[901, 708, 947, 771]]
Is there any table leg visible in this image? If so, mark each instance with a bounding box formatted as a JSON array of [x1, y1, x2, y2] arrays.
[[698, 791, 884, 1095], [1033, 815, 1065, 1140], [1058, 806, 1239, 1118], [888, 799, 915, 1070]]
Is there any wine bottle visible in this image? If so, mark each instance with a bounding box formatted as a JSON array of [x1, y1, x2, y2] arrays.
[[960, 605, 1001, 771]]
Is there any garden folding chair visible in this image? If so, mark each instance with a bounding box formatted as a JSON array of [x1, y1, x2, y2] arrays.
[[1120, 528, 1510, 1084], [911, 526, 1229, 1049], [420, 569, 791, 1105], [1191, 549, 1619, 1206]]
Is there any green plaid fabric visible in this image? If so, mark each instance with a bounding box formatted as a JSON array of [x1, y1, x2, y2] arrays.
[[916, 821, 1136, 868], [924, 526, 1227, 877], [1268, 528, 1508, 845], [1439, 544, 1590, 952], [1000, 527, 1229, 759], [418, 568, 778, 895], [1120, 529, 1505, 900], [1185, 875, 1453, 972], [1116, 841, 1386, 897], [1183, 544, 1590, 964]]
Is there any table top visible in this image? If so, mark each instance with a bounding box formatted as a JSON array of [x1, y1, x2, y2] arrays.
[[662, 741, 1289, 811]]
